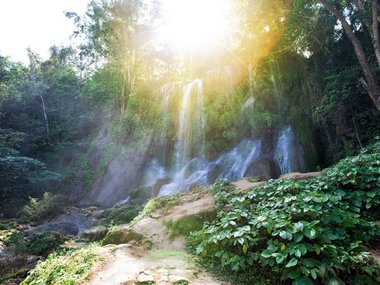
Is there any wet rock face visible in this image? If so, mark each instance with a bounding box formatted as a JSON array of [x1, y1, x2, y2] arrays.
[[29, 214, 93, 236], [274, 126, 308, 174], [80, 154, 149, 207], [81, 225, 108, 242], [244, 157, 280, 180], [151, 178, 172, 198]]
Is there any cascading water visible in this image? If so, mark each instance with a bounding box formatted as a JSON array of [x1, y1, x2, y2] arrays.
[[158, 157, 209, 197], [157, 85, 171, 164], [175, 79, 205, 169], [248, 63, 255, 97], [242, 96, 255, 113], [274, 126, 293, 174], [143, 82, 307, 198], [274, 126, 307, 174], [142, 159, 167, 188], [212, 139, 262, 181], [158, 139, 262, 197]]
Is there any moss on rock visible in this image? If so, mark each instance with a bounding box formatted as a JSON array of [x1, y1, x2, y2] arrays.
[[81, 225, 108, 242], [102, 226, 144, 245]]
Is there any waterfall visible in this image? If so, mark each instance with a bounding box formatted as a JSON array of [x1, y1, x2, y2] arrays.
[[242, 96, 255, 113], [274, 126, 307, 174], [143, 159, 168, 188], [157, 85, 171, 164], [248, 63, 255, 97], [175, 79, 205, 170], [158, 139, 262, 197], [158, 157, 209, 197], [212, 139, 262, 181], [274, 126, 293, 174]]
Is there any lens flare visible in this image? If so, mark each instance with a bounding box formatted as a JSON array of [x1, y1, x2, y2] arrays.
[[158, 0, 232, 51]]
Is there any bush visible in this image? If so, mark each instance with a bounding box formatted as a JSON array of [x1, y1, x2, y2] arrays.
[[27, 232, 65, 256], [22, 244, 100, 285], [189, 142, 380, 285], [2, 230, 65, 256], [2, 230, 26, 254], [102, 204, 142, 226], [22, 192, 65, 223], [165, 211, 216, 240]]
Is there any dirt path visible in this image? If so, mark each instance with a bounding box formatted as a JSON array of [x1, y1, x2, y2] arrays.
[[85, 192, 230, 285]]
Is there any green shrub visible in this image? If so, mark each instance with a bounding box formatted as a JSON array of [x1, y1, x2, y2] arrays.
[[2, 230, 65, 256], [2, 230, 26, 254], [27, 232, 65, 256], [189, 143, 380, 285], [102, 204, 142, 226], [22, 192, 65, 223], [132, 193, 183, 224], [22, 244, 100, 285], [165, 211, 216, 240]]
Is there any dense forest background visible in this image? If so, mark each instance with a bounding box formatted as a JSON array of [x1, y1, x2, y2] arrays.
[[0, 0, 380, 218]]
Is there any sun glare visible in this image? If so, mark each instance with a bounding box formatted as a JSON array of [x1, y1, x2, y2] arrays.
[[159, 0, 232, 52]]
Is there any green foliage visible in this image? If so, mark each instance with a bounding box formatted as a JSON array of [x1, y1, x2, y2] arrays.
[[26, 232, 65, 257], [2, 230, 27, 254], [101, 226, 144, 245], [2, 229, 65, 257], [102, 204, 142, 226], [197, 258, 277, 285], [189, 143, 380, 285], [132, 193, 183, 224], [22, 244, 100, 285], [165, 211, 216, 240], [0, 143, 63, 217], [22, 192, 65, 223]]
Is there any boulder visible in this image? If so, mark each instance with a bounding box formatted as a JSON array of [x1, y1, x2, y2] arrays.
[[151, 178, 171, 198], [80, 152, 150, 207], [137, 272, 155, 284], [81, 225, 108, 241], [279, 172, 321, 180], [29, 214, 93, 236], [91, 209, 105, 219], [102, 225, 144, 245], [244, 157, 280, 180], [232, 179, 266, 191]]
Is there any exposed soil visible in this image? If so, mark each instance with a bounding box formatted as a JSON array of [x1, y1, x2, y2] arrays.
[[85, 191, 230, 285]]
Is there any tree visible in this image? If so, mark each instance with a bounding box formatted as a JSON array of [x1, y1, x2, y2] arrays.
[[66, 0, 156, 116], [318, 0, 380, 110]]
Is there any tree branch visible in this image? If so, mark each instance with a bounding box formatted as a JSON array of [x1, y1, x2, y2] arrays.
[[320, 0, 380, 110], [372, 0, 380, 70]]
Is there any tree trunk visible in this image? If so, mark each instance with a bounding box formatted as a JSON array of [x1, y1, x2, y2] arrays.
[[319, 0, 380, 110], [40, 95, 49, 135], [372, 0, 380, 71]]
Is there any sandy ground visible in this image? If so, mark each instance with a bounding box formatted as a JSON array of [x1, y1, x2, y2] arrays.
[[85, 191, 230, 285]]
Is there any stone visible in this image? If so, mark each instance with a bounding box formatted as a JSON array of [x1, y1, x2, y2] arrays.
[[168, 276, 189, 285], [28, 214, 93, 236], [232, 179, 266, 191], [80, 143, 152, 207], [150, 212, 161, 219], [279, 172, 321, 180], [102, 225, 144, 245], [137, 272, 155, 284], [244, 157, 280, 180], [91, 209, 105, 219], [151, 178, 171, 198], [81, 225, 108, 241]]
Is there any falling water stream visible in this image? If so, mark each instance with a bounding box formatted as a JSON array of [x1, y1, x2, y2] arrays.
[[136, 74, 307, 199], [140, 77, 307, 197], [175, 79, 205, 169]]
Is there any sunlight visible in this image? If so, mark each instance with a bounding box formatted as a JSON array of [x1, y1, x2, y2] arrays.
[[159, 0, 232, 51]]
